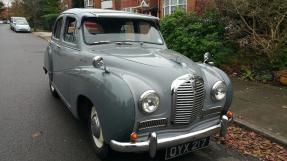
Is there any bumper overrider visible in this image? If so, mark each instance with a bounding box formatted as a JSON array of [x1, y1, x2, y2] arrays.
[[110, 115, 233, 158]]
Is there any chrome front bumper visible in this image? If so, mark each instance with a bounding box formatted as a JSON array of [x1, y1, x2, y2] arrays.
[[110, 115, 232, 158]]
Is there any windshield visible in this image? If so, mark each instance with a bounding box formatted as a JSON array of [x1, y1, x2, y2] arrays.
[[83, 17, 164, 45], [17, 21, 28, 25], [14, 17, 27, 22]]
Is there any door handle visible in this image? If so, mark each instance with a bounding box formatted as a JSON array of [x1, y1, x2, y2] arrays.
[[56, 44, 61, 49]]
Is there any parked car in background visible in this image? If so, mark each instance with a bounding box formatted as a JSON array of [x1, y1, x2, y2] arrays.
[[13, 20, 31, 33], [10, 17, 28, 31], [0, 20, 3, 24], [43, 9, 234, 160]]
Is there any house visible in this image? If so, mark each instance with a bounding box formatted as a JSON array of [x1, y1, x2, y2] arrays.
[[60, 0, 213, 18], [60, 0, 73, 10], [0, 7, 9, 19]]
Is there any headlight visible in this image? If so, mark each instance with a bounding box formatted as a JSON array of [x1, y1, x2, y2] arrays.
[[211, 81, 227, 101], [139, 90, 160, 114]]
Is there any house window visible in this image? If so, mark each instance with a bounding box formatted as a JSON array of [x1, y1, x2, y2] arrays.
[[122, 8, 135, 13], [84, 0, 94, 7], [164, 0, 187, 16]]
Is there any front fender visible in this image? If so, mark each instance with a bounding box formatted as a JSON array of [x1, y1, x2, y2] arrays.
[[212, 67, 233, 112], [198, 63, 233, 112], [70, 67, 135, 143], [44, 45, 53, 79]]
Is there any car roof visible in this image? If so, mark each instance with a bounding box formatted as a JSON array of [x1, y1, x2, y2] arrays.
[[12, 17, 26, 19], [62, 8, 159, 20]]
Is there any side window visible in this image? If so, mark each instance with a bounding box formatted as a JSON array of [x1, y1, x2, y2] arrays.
[[53, 17, 63, 39], [63, 17, 77, 43]]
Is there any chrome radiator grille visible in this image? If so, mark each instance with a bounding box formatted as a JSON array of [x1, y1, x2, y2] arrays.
[[172, 77, 205, 124]]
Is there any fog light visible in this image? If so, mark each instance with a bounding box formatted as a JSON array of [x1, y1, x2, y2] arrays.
[[227, 111, 234, 119], [130, 132, 138, 142]]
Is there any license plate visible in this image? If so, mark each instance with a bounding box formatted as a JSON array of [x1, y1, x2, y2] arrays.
[[165, 136, 210, 160]]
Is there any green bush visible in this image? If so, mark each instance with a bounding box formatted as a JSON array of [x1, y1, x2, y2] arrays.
[[160, 9, 234, 64], [41, 14, 59, 31]]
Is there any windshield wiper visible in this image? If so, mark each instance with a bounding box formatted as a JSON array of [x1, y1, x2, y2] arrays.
[[115, 41, 133, 45], [91, 41, 112, 45]]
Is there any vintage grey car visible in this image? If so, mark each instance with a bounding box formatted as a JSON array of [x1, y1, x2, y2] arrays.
[[43, 8, 233, 159]]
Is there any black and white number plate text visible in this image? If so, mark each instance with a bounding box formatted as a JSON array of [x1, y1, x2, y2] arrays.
[[165, 136, 210, 160]]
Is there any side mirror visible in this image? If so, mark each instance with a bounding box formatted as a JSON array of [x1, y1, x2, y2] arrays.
[[203, 52, 214, 65], [92, 56, 108, 73]]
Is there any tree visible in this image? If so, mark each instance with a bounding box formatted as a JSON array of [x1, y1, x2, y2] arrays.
[[217, 0, 287, 69], [0, 1, 4, 13], [0, 1, 4, 9], [10, 0, 25, 17], [40, 0, 60, 16]]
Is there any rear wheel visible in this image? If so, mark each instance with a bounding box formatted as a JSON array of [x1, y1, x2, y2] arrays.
[[89, 106, 109, 159]]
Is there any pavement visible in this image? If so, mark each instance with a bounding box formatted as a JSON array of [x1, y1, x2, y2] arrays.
[[33, 32, 52, 41], [0, 24, 258, 161], [231, 79, 287, 147], [32, 32, 287, 148]]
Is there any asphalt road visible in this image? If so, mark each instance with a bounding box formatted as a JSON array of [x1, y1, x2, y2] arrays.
[[0, 24, 258, 161]]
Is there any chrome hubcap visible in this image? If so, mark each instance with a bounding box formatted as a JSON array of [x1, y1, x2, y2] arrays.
[[91, 115, 101, 138], [91, 106, 104, 148]]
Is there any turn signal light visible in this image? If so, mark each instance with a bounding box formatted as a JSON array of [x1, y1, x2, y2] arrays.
[[227, 111, 234, 119], [130, 132, 138, 142]]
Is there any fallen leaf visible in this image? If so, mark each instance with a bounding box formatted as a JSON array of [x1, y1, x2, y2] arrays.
[[214, 125, 287, 161], [32, 131, 43, 139]]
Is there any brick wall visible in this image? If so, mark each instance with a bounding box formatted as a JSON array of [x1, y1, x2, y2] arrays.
[[90, 0, 215, 18], [119, 0, 139, 9], [94, 0, 101, 8], [61, 0, 72, 10], [187, 0, 197, 12], [0, 7, 9, 19]]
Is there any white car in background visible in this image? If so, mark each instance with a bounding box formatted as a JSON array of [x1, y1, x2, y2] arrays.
[[10, 17, 28, 31], [14, 20, 31, 33]]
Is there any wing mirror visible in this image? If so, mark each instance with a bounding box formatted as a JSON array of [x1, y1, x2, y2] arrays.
[[203, 52, 214, 65], [92, 56, 109, 73]]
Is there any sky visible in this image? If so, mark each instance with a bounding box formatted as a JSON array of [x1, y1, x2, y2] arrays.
[[2, 0, 12, 6]]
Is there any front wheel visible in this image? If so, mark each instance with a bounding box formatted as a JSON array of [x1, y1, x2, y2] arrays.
[[89, 106, 109, 159]]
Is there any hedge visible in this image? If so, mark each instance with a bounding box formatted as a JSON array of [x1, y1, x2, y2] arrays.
[[41, 14, 59, 31], [160, 10, 234, 65]]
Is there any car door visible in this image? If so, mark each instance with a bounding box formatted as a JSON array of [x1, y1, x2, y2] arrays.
[[56, 15, 82, 105], [50, 16, 70, 103]]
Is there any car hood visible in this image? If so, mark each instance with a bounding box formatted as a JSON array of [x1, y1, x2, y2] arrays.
[[99, 47, 203, 80], [92, 47, 206, 98], [16, 25, 29, 27], [87, 46, 225, 122]]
